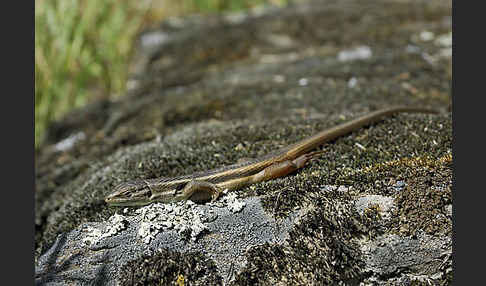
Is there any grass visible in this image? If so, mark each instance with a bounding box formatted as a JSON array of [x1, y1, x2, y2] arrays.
[[35, 0, 288, 149]]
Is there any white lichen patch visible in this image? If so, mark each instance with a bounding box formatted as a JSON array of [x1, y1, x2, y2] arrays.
[[133, 192, 248, 244], [434, 32, 452, 48], [105, 214, 129, 236], [225, 193, 246, 213], [210, 192, 246, 213], [347, 77, 358, 88], [54, 132, 86, 152], [138, 221, 163, 244], [337, 46, 372, 62], [355, 195, 395, 219], [419, 30, 435, 42], [321, 185, 351, 193], [135, 201, 217, 244], [82, 227, 103, 245], [82, 214, 128, 245], [409, 30, 452, 64]]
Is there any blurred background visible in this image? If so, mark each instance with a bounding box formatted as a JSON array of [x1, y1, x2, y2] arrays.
[[35, 0, 290, 149]]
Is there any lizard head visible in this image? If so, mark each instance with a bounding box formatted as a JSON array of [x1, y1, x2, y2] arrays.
[[105, 181, 153, 207]]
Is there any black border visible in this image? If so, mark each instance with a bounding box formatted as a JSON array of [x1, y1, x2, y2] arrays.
[[452, 0, 477, 283], [6, 0, 35, 284]]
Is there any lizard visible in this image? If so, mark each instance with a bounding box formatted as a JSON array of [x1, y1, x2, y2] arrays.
[[105, 106, 437, 207]]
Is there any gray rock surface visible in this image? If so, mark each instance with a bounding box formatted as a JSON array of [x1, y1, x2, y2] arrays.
[[35, 196, 302, 285], [35, 0, 452, 285]]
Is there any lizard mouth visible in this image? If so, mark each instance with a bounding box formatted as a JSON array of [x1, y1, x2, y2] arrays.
[[105, 184, 153, 206]]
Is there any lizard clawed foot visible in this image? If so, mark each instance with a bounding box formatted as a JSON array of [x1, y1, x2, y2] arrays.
[[210, 186, 223, 202], [305, 149, 326, 161]]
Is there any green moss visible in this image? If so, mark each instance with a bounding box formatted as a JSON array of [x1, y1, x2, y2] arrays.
[[118, 249, 222, 285]]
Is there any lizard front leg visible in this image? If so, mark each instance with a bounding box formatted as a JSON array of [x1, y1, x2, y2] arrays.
[[181, 180, 222, 203]]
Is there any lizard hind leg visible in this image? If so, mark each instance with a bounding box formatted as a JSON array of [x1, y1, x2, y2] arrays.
[[292, 149, 326, 168], [182, 180, 222, 203], [254, 149, 327, 183]]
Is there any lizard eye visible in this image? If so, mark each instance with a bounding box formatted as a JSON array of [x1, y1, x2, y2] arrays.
[[175, 183, 185, 191]]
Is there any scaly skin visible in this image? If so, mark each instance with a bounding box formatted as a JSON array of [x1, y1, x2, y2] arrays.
[[105, 106, 438, 207]]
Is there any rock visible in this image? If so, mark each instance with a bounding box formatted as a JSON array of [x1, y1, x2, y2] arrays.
[[35, 0, 452, 284]]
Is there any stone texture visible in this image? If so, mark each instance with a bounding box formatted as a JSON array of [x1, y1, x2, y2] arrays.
[[35, 0, 452, 285]]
